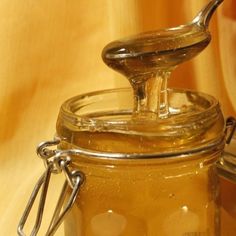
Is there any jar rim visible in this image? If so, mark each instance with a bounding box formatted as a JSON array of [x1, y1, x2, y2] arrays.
[[57, 87, 225, 157], [60, 87, 219, 126]]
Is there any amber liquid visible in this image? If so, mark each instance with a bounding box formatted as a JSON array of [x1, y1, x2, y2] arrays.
[[59, 85, 224, 236], [61, 127, 222, 236], [102, 26, 211, 78], [102, 26, 211, 118], [220, 178, 236, 236]]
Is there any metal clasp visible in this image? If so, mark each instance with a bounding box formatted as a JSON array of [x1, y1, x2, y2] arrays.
[[225, 116, 236, 144], [17, 139, 84, 236]]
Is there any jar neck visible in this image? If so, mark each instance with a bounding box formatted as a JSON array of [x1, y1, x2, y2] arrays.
[[56, 88, 225, 156]]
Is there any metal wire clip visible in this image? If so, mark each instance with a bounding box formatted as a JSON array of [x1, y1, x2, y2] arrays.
[[17, 117, 236, 236], [17, 139, 84, 236], [225, 116, 236, 144]]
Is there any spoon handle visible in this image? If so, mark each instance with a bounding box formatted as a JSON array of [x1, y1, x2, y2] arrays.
[[193, 0, 223, 28]]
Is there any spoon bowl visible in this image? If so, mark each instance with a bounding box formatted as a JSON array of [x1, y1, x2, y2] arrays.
[[102, 0, 223, 79]]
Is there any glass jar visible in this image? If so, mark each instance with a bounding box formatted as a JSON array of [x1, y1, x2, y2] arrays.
[[56, 88, 225, 236], [217, 134, 236, 236]]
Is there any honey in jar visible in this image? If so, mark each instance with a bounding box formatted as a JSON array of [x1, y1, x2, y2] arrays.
[[217, 137, 236, 235], [56, 88, 225, 236]]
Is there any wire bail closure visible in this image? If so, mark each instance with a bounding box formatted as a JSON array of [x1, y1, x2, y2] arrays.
[[17, 139, 85, 236], [17, 117, 236, 236], [225, 116, 236, 144]]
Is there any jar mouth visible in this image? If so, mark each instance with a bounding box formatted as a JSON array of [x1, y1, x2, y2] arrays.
[[57, 87, 225, 156]]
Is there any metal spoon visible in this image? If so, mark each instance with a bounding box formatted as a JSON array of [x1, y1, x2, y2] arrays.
[[102, 0, 223, 80], [102, 0, 223, 118]]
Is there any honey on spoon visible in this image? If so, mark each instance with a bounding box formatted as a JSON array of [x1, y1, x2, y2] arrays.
[[102, 0, 223, 119]]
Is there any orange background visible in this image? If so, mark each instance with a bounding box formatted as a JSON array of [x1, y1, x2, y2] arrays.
[[0, 0, 235, 234]]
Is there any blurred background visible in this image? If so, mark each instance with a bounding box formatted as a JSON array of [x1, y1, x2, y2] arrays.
[[0, 0, 235, 234]]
